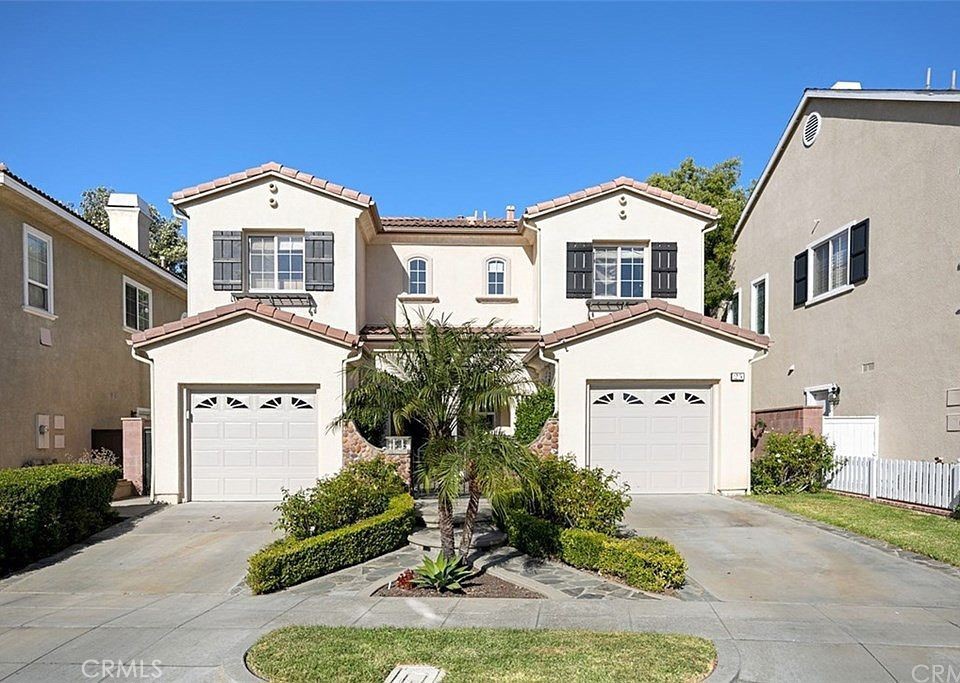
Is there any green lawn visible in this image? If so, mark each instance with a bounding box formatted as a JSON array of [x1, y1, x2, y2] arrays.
[[246, 626, 716, 683], [753, 492, 960, 566]]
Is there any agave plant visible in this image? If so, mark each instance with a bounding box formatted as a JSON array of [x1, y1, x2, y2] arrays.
[[412, 552, 474, 592]]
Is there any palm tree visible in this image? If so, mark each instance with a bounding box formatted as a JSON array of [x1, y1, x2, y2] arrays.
[[335, 310, 535, 558]]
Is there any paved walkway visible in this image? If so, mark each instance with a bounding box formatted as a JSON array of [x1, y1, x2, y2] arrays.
[[1, 496, 960, 681]]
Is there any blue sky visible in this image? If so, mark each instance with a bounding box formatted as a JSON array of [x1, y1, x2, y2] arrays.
[[1, 2, 958, 219]]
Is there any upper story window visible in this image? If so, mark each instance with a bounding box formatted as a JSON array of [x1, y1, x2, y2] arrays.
[[408, 257, 428, 295], [751, 274, 768, 336], [248, 235, 304, 291], [811, 229, 849, 299], [726, 289, 741, 326], [486, 258, 506, 295], [123, 276, 152, 332], [594, 245, 644, 298], [23, 224, 53, 315]]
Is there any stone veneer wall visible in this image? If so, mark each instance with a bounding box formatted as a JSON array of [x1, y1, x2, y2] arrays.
[[528, 417, 559, 458], [341, 421, 411, 484]]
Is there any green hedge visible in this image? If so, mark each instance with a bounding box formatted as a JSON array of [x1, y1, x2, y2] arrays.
[[503, 509, 686, 592], [0, 464, 121, 573], [247, 494, 416, 594], [514, 385, 555, 444]]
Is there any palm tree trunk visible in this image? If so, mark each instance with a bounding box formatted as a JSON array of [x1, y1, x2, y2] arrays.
[[437, 495, 456, 559], [459, 476, 481, 562]]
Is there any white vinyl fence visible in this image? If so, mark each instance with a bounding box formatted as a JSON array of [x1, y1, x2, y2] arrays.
[[823, 416, 879, 459], [829, 455, 960, 510]]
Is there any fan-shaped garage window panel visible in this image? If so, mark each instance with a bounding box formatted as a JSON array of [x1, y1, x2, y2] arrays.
[[655, 392, 677, 405], [802, 112, 822, 147], [291, 397, 313, 410], [226, 397, 248, 409], [260, 397, 282, 409], [593, 392, 615, 405], [194, 397, 217, 410], [684, 392, 706, 405], [623, 392, 643, 405]]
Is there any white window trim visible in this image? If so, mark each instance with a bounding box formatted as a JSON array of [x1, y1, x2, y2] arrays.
[[404, 255, 433, 296], [803, 383, 836, 417], [592, 244, 647, 299], [122, 275, 154, 333], [482, 255, 511, 297], [22, 224, 55, 318], [805, 220, 857, 307], [246, 233, 306, 293], [750, 274, 769, 335], [726, 288, 742, 326]]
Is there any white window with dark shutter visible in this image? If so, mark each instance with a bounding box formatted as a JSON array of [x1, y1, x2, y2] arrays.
[[248, 235, 305, 292], [592, 245, 645, 299], [123, 276, 152, 332], [798, 219, 868, 306], [751, 274, 768, 336]]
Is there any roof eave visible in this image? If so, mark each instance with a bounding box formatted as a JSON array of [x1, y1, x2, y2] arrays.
[[525, 184, 719, 223]]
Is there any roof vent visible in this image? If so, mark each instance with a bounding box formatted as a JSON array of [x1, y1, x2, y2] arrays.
[[802, 112, 822, 148]]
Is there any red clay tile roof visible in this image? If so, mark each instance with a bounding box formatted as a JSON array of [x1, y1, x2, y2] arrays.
[[129, 299, 359, 348], [525, 176, 719, 220], [379, 217, 521, 232], [170, 162, 374, 206], [541, 299, 769, 349]]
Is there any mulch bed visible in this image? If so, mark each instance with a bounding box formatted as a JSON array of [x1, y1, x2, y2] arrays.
[[374, 570, 543, 599]]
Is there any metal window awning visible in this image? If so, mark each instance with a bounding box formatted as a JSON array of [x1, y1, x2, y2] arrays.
[[232, 293, 317, 309]]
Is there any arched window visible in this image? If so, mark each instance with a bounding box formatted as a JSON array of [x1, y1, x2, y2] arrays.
[[408, 257, 428, 295], [486, 258, 506, 295]]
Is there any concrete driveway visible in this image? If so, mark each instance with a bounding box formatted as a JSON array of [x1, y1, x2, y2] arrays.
[[625, 495, 960, 682]]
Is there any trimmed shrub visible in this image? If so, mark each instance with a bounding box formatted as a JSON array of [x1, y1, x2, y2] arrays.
[[535, 456, 630, 534], [247, 494, 416, 594], [502, 508, 562, 559], [275, 457, 405, 541], [598, 537, 687, 592], [559, 528, 607, 570], [515, 385, 555, 444], [0, 464, 121, 573], [751, 431, 839, 494]]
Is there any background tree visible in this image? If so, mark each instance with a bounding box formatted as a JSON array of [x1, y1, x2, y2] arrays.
[[74, 186, 188, 279], [646, 158, 749, 317]]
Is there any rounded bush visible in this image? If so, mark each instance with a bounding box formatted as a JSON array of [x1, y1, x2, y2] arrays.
[[751, 431, 839, 494]]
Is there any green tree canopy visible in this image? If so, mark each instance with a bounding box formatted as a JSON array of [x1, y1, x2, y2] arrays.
[[646, 158, 748, 316], [74, 187, 187, 280]]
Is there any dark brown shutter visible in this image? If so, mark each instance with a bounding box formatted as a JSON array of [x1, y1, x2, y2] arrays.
[[850, 219, 869, 284], [212, 231, 242, 291], [566, 242, 593, 298], [305, 232, 334, 291], [793, 251, 808, 307], [651, 242, 678, 298]]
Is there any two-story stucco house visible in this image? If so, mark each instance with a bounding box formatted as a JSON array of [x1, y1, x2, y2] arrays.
[[0, 164, 187, 470], [129, 162, 768, 503], [730, 86, 960, 461]]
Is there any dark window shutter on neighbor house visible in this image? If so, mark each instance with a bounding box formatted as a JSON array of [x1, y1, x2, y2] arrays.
[[850, 219, 869, 284], [212, 231, 242, 291], [305, 232, 334, 291], [793, 251, 808, 307], [651, 242, 678, 298], [566, 242, 593, 298]]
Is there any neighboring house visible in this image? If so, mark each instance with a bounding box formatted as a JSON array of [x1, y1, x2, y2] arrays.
[[0, 164, 187, 470], [730, 85, 960, 461], [130, 162, 768, 503]]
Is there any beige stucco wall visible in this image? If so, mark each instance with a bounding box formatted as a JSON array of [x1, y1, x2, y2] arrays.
[[0, 191, 186, 469], [551, 315, 760, 494], [179, 176, 365, 333], [732, 97, 960, 461], [141, 315, 351, 503], [531, 191, 709, 332], [364, 237, 537, 328]]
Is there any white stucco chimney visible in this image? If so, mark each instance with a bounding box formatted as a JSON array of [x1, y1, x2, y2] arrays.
[[506, 205, 516, 221], [105, 193, 151, 254]]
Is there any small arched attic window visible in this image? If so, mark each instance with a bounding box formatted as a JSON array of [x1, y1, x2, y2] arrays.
[[486, 257, 506, 295], [407, 257, 428, 295]]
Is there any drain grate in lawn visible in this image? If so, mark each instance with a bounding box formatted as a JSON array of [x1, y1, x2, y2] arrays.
[[246, 626, 716, 683]]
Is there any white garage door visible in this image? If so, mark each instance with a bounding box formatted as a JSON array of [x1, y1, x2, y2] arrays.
[[189, 391, 318, 501], [589, 387, 711, 494]]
